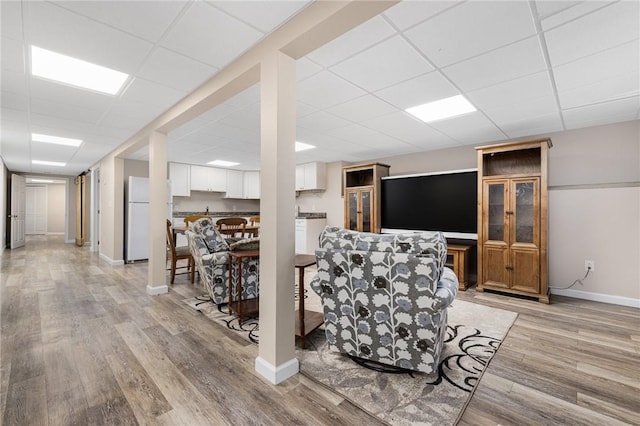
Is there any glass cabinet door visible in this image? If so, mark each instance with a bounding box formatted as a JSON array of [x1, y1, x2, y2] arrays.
[[361, 188, 372, 232], [512, 178, 539, 246], [484, 180, 508, 243], [346, 189, 358, 230]]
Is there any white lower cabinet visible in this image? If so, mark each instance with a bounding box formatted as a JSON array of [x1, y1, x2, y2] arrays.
[[295, 218, 326, 254]]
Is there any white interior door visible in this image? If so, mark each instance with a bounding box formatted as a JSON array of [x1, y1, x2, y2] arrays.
[[10, 174, 26, 249], [26, 185, 47, 235]]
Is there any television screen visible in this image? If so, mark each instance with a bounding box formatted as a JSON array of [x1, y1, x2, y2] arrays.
[[381, 170, 477, 238]]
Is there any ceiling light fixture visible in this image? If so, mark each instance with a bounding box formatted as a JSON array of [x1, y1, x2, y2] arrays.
[[295, 141, 316, 152], [30, 179, 54, 183], [207, 160, 240, 167], [32, 160, 66, 167], [32, 133, 83, 147], [406, 95, 476, 123], [30, 45, 129, 95]]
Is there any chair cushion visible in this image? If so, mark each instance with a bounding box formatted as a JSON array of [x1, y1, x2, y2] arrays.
[[229, 237, 260, 252], [175, 245, 191, 257], [192, 218, 229, 253]]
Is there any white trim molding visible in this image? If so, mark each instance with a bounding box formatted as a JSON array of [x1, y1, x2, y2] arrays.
[[146, 284, 168, 296], [99, 252, 125, 266], [255, 356, 299, 385], [550, 288, 640, 308]]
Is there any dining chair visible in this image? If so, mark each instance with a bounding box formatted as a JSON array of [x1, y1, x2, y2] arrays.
[[184, 214, 210, 228], [216, 217, 247, 238], [166, 219, 195, 285], [247, 215, 260, 237]]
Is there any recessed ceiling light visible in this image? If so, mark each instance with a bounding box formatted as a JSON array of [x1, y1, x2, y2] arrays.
[[406, 95, 476, 123], [30, 46, 129, 95], [32, 133, 83, 147], [295, 141, 316, 152], [30, 179, 54, 183], [207, 160, 240, 167], [32, 160, 66, 167]]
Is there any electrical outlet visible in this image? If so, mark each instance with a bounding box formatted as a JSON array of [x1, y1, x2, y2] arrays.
[[585, 260, 595, 272]]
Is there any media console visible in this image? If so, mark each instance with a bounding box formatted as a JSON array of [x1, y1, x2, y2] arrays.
[[446, 244, 474, 291]]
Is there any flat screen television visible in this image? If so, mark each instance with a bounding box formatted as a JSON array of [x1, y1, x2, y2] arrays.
[[381, 169, 478, 240]]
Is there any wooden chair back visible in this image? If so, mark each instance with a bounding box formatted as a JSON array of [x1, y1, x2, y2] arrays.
[[166, 219, 195, 284], [184, 214, 210, 228], [216, 217, 247, 238]]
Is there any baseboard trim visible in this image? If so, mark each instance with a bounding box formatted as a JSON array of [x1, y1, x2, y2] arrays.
[[550, 288, 640, 308], [146, 284, 168, 295], [255, 356, 299, 385], [65, 239, 74, 244], [99, 252, 125, 266]]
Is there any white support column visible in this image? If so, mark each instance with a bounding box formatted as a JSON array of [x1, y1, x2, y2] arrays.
[[147, 131, 169, 295], [255, 51, 298, 384]]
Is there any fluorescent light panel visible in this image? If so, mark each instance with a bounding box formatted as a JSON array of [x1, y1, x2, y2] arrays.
[[406, 95, 476, 123], [32, 160, 66, 167], [207, 160, 240, 167], [295, 141, 315, 152], [30, 179, 54, 183], [31, 46, 129, 95], [32, 133, 82, 147]]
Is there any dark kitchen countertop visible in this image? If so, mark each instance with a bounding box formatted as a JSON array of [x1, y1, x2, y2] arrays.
[[173, 211, 258, 218]]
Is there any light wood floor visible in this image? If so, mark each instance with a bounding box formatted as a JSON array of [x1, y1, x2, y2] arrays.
[[1, 236, 638, 425]]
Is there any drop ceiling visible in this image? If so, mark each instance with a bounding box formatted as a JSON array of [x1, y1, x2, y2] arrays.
[[1, 0, 638, 175]]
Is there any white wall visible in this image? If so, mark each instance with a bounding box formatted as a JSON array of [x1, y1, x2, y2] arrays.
[[0, 157, 6, 251]]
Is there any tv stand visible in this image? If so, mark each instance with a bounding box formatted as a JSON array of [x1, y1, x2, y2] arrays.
[[446, 244, 474, 291]]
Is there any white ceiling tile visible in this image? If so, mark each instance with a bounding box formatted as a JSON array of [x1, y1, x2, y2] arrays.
[[502, 114, 564, 139], [55, 1, 187, 42], [138, 48, 218, 93], [325, 95, 397, 123], [122, 77, 187, 108], [161, 2, 264, 68], [324, 124, 410, 150], [99, 100, 162, 131], [307, 16, 397, 67], [297, 58, 323, 81], [360, 111, 456, 146], [1, 37, 26, 73], [0, 115, 29, 143], [219, 104, 261, 133], [25, 1, 154, 74], [427, 112, 506, 145], [544, 1, 640, 67], [296, 111, 352, 133], [1, 1, 23, 40], [297, 101, 317, 118], [535, 1, 581, 20], [297, 71, 366, 109], [210, 1, 311, 33], [30, 97, 104, 125], [554, 40, 640, 109], [405, 1, 536, 67], [1, 70, 27, 97], [224, 84, 260, 108], [442, 36, 547, 92], [29, 77, 114, 111], [467, 72, 559, 123], [0, 91, 27, 111], [563, 96, 640, 129], [330, 35, 433, 92], [383, 1, 461, 31], [540, 1, 615, 31], [375, 71, 458, 110]]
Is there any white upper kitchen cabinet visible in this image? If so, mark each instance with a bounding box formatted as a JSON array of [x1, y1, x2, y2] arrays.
[[243, 171, 260, 199], [169, 162, 190, 197], [190, 165, 227, 192], [295, 162, 326, 191], [225, 170, 244, 198]]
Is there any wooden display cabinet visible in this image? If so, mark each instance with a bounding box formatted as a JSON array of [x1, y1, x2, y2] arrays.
[[343, 163, 390, 233], [476, 139, 551, 303]]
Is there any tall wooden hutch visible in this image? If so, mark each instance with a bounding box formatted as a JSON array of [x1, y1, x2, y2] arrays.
[[476, 139, 552, 303], [343, 163, 390, 233]]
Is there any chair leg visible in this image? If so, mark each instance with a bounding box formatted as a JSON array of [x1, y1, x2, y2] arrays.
[[170, 258, 176, 284], [189, 258, 195, 284]]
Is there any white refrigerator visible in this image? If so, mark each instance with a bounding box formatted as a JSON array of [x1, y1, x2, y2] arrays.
[[125, 176, 172, 263]]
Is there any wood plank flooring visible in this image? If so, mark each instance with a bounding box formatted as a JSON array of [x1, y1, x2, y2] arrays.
[[1, 235, 638, 425]]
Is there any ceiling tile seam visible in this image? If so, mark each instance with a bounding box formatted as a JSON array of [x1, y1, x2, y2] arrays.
[[93, 1, 196, 135], [381, 1, 465, 34], [18, 0, 35, 172], [560, 94, 640, 112], [203, 0, 302, 36], [529, 0, 567, 132], [547, 37, 640, 70], [538, 0, 622, 34]]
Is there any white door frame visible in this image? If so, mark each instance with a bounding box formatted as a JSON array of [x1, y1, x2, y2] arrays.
[[10, 174, 26, 249], [90, 166, 100, 252]]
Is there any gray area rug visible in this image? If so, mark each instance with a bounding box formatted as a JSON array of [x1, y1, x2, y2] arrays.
[[183, 296, 517, 425]]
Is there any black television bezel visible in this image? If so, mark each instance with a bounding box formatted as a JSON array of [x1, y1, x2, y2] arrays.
[[380, 168, 478, 240]]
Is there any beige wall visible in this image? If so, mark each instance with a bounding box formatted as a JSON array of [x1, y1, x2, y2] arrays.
[[292, 120, 640, 305], [47, 183, 66, 233], [124, 159, 149, 180]]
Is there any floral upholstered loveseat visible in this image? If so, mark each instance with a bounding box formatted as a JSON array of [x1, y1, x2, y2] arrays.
[[185, 218, 259, 306], [310, 226, 458, 374]]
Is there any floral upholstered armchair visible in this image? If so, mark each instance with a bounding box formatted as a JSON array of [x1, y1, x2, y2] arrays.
[[185, 218, 259, 306], [310, 226, 458, 374]]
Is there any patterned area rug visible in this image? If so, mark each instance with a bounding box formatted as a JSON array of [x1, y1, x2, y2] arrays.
[[183, 295, 517, 425]]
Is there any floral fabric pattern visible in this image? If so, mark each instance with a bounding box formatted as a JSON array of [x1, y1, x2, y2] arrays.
[[186, 223, 259, 305], [311, 227, 458, 374]]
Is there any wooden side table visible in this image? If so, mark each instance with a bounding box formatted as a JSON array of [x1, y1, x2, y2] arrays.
[[228, 250, 260, 320], [446, 244, 473, 291], [294, 254, 323, 349]]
